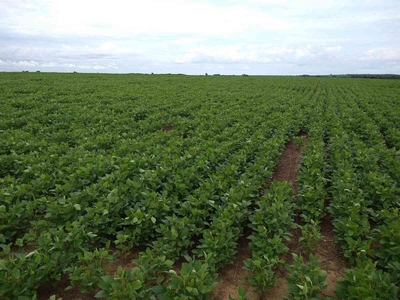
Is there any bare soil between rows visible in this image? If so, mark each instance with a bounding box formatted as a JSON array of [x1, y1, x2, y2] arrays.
[[317, 211, 349, 298], [37, 249, 141, 300], [37, 135, 346, 300], [264, 137, 306, 299], [213, 137, 306, 299], [210, 228, 259, 299]]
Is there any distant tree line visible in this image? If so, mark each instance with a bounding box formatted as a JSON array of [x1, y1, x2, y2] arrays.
[[299, 74, 400, 79], [345, 74, 400, 79]]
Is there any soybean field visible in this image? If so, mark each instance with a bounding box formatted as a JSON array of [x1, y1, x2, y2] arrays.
[[1, 73, 400, 299]]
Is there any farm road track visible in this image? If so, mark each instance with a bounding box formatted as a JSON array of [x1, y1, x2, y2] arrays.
[[264, 135, 307, 300]]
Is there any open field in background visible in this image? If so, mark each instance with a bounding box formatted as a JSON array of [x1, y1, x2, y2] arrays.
[[0, 73, 399, 299]]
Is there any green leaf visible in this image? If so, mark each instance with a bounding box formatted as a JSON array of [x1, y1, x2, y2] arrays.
[[97, 280, 109, 291], [131, 280, 142, 291], [34, 254, 42, 264], [11, 268, 20, 279], [94, 290, 106, 298], [117, 266, 124, 278]]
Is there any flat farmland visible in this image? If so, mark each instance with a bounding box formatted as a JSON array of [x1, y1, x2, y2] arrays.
[[1, 73, 399, 299]]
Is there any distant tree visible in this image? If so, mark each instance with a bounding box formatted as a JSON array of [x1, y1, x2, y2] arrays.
[[205, 73, 208, 76]]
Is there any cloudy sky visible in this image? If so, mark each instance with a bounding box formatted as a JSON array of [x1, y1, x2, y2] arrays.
[[0, 0, 399, 75]]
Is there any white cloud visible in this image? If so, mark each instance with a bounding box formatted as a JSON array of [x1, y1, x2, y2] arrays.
[[1, 0, 399, 74], [176, 46, 252, 63], [360, 48, 400, 61], [0, 60, 39, 67], [0, 42, 135, 71], [324, 46, 343, 53], [2, 0, 294, 38], [295, 47, 314, 58], [172, 38, 205, 46], [41, 62, 56, 67], [176, 44, 345, 64], [59, 42, 135, 57], [0, 59, 118, 70]]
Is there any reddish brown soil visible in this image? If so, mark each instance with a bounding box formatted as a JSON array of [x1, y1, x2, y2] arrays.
[[263, 277, 288, 299], [37, 275, 95, 300], [265, 216, 306, 299], [38, 134, 347, 300], [273, 136, 307, 264], [211, 229, 260, 300], [212, 136, 308, 300], [14, 246, 94, 300], [104, 248, 140, 275], [318, 213, 349, 298], [270, 132, 346, 299], [271, 139, 305, 194], [319, 143, 348, 297], [383, 138, 391, 149], [11, 244, 37, 255], [162, 124, 175, 131], [263, 135, 307, 299], [37, 249, 141, 300], [171, 256, 186, 275], [36, 246, 188, 300]]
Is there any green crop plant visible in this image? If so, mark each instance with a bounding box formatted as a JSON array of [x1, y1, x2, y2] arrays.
[[1, 73, 399, 298], [285, 254, 328, 300]]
